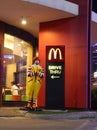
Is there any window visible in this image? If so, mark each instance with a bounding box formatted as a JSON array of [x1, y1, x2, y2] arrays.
[[3, 33, 33, 102]]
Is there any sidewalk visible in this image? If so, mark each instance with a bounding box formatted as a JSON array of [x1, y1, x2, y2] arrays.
[[0, 107, 27, 118], [33, 110, 97, 120], [0, 107, 97, 120]]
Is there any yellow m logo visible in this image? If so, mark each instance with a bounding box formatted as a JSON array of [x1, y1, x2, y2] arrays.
[[48, 48, 62, 60]]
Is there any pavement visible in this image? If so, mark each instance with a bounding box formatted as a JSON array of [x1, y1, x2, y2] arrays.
[[0, 107, 97, 120]]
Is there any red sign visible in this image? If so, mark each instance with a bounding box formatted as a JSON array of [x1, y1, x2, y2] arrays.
[[46, 46, 65, 62]]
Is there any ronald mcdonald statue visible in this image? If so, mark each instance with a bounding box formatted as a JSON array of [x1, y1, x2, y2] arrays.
[[22, 57, 44, 111]]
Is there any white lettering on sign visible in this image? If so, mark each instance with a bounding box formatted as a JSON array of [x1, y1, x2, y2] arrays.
[[48, 65, 62, 70], [48, 65, 62, 79], [49, 70, 61, 74]]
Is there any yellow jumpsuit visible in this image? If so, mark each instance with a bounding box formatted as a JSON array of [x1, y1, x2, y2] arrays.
[[26, 64, 44, 109]]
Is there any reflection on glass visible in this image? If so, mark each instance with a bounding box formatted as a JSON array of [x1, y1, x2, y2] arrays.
[[3, 33, 33, 102]]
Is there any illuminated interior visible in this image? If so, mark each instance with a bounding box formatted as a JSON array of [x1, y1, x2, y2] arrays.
[[3, 33, 33, 102], [92, 20, 97, 87]]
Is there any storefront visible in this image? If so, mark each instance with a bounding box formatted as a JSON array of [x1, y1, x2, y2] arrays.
[[0, 0, 97, 110], [0, 21, 37, 106]]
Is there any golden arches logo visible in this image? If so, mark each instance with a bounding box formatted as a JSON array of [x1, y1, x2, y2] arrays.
[[48, 48, 62, 60]]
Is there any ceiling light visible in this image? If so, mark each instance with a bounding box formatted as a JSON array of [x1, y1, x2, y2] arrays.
[[21, 16, 27, 25]]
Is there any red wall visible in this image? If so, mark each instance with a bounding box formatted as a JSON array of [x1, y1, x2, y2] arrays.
[[38, 0, 91, 108]]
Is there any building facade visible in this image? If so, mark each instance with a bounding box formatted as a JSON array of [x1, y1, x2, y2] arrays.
[[38, 0, 92, 109], [0, 0, 97, 110]]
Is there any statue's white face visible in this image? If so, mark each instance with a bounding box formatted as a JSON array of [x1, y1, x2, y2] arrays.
[[34, 59, 40, 65]]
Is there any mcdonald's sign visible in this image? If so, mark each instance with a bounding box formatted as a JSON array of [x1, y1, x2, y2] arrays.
[[46, 46, 64, 62], [46, 46, 65, 109]]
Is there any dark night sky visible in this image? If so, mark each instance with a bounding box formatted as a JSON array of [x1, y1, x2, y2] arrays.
[[92, 0, 97, 13]]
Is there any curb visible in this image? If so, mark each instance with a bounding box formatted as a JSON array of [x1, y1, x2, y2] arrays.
[[0, 107, 97, 120], [30, 111, 97, 120]]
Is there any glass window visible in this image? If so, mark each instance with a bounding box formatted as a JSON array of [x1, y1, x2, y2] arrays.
[[3, 33, 33, 102]]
